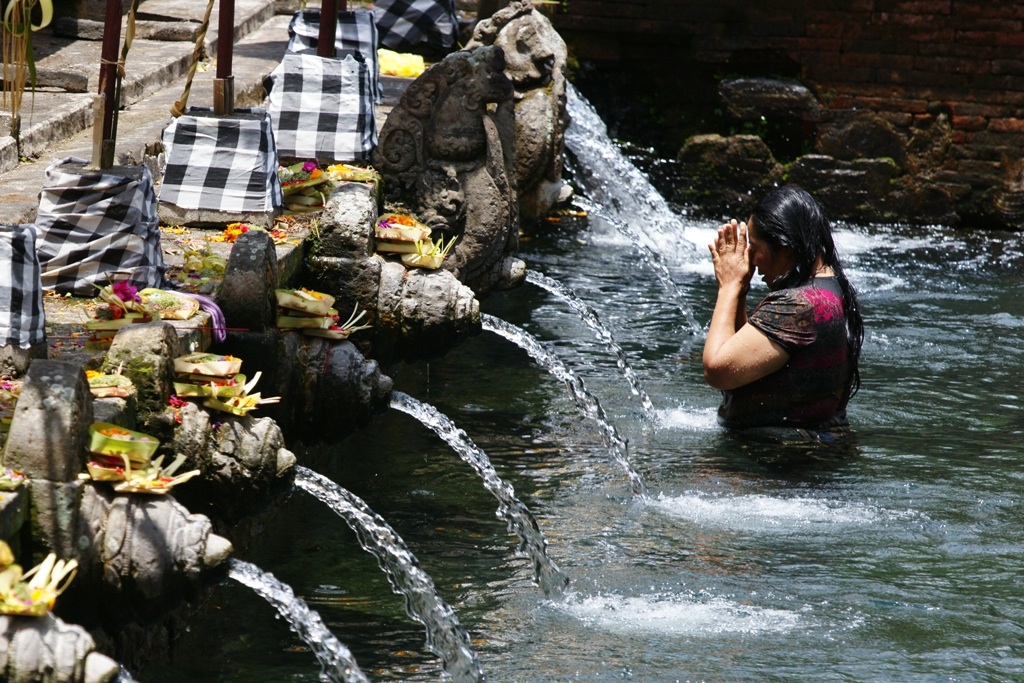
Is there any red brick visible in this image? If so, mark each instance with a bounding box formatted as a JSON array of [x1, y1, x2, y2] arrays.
[[914, 55, 991, 75], [988, 118, 1024, 133], [874, 0, 951, 13], [952, 115, 989, 131]]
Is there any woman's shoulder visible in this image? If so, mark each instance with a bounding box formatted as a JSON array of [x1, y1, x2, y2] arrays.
[[751, 278, 844, 339]]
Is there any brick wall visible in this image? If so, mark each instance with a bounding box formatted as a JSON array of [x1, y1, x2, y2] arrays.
[[551, 0, 1024, 226]]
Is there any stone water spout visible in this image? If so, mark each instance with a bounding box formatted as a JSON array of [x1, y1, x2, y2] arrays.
[[308, 182, 481, 365], [467, 0, 571, 226], [76, 485, 233, 618], [0, 614, 121, 683], [215, 229, 394, 433], [372, 45, 525, 294], [99, 321, 297, 495]]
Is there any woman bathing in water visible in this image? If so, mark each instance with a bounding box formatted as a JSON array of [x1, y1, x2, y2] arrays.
[[703, 185, 863, 440]]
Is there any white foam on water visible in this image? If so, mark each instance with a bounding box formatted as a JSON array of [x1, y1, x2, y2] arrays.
[[655, 406, 720, 431], [648, 491, 899, 530], [557, 591, 802, 636]]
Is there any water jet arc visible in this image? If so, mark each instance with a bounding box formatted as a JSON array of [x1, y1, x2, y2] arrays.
[[294, 466, 486, 683], [526, 269, 656, 416], [390, 391, 570, 597], [481, 314, 647, 496], [228, 558, 370, 683]]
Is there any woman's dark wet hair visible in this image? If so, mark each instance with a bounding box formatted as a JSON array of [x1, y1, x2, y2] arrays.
[[750, 185, 863, 401]]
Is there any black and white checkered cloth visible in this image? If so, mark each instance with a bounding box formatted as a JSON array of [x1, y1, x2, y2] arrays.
[[159, 108, 284, 213], [268, 53, 377, 162], [35, 157, 167, 296], [374, 0, 459, 52], [287, 9, 382, 103], [0, 224, 45, 348]]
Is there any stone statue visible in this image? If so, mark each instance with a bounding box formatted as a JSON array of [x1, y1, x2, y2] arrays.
[[468, 0, 570, 226], [372, 45, 525, 294]]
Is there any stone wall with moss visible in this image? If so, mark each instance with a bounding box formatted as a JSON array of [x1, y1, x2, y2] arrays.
[[553, 0, 1024, 228]]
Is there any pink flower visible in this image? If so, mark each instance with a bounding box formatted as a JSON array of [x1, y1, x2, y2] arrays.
[[111, 281, 140, 303], [302, 161, 318, 173]]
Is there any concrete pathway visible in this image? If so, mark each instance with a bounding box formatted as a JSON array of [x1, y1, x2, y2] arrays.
[[0, 0, 289, 225]]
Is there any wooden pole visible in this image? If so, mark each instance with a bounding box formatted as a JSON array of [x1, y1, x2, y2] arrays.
[[96, 0, 122, 167], [317, 0, 337, 58], [214, 0, 235, 114]]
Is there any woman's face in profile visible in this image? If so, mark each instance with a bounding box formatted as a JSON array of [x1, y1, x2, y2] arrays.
[[747, 218, 796, 289]]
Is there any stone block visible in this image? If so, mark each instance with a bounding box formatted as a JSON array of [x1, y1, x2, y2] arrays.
[[26, 479, 83, 560], [317, 182, 378, 258], [0, 489, 28, 542], [218, 230, 279, 333], [3, 361, 92, 483], [102, 323, 179, 420]]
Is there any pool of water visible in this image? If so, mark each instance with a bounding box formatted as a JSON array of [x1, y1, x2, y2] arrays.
[[147, 201, 1024, 682]]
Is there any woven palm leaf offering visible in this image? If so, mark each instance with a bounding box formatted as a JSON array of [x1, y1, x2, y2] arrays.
[[167, 247, 227, 294], [173, 352, 242, 378], [401, 235, 458, 270], [275, 287, 335, 317], [86, 370, 135, 399], [172, 373, 248, 400], [172, 351, 249, 403], [275, 289, 371, 340], [0, 468, 26, 492], [1, 378, 21, 436], [85, 280, 159, 350], [112, 454, 200, 495], [375, 212, 432, 254], [0, 542, 78, 617], [138, 288, 200, 320], [201, 371, 280, 417], [86, 422, 160, 481], [278, 161, 335, 214], [301, 304, 372, 341], [324, 163, 380, 184]]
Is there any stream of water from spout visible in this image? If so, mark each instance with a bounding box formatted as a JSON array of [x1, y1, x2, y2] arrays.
[[564, 84, 698, 261], [389, 391, 570, 596], [227, 558, 370, 683], [525, 269, 656, 417], [481, 314, 647, 496], [293, 466, 485, 683], [572, 194, 704, 336]]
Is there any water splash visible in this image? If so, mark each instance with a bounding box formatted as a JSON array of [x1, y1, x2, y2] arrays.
[[564, 83, 700, 261], [293, 466, 485, 683], [525, 269, 656, 416], [227, 558, 370, 683], [557, 591, 802, 636], [481, 314, 647, 496], [390, 391, 570, 597], [574, 194, 703, 335], [117, 668, 140, 683]]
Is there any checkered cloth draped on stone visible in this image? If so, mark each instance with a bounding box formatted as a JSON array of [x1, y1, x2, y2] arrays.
[[159, 108, 284, 213], [0, 224, 45, 347], [374, 0, 458, 52], [35, 158, 167, 296], [268, 53, 377, 162], [287, 9, 382, 103]]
